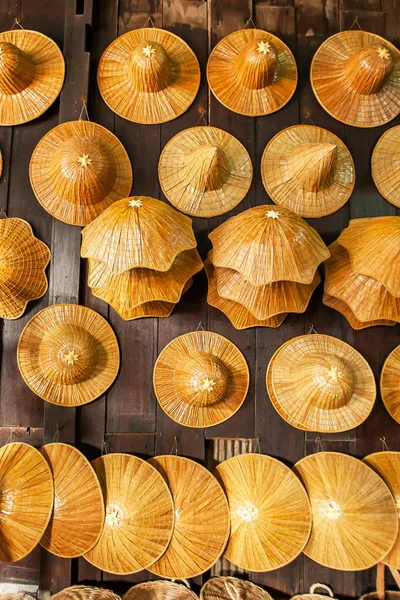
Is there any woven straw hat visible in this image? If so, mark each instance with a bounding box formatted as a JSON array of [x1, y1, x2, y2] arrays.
[[40, 443, 104, 558], [214, 453, 310, 571], [0, 217, 50, 320], [207, 29, 297, 117], [311, 30, 400, 128], [153, 331, 249, 428], [323, 292, 397, 330], [372, 126, 400, 208], [261, 125, 355, 218], [17, 304, 120, 406], [0, 442, 53, 562], [201, 577, 273, 600], [124, 582, 199, 600], [381, 345, 400, 424], [267, 333, 376, 432], [0, 29, 64, 126], [294, 452, 398, 570], [98, 28, 200, 125], [52, 587, 120, 600], [291, 584, 338, 600], [30, 120, 132, 226], [158, 126, 252, 218], [147, 455, 229, 579]]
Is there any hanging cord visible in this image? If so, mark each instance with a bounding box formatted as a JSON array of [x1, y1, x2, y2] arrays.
[[308, 324, 318, 334], [195, 107, 208, 127], [0, 208, 7, 219], [142, 15, 156, 28], [254, 437, 261, 454], [78, 99, 90, 122], [315, 436, 324, 452], [52, 423, 60, 443], [349, 16, 362, 30], [102, 436, 108, 455], [380, 436, 390, 451], [243, 17, 256, 29], [5, 431, 15, 444], [11, 17, 24, 30], [196, 321, 205, 332], [304, 112, 317, 127], [170, 436, 178, 455]]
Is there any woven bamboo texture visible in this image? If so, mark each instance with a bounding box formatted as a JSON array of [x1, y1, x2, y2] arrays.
[[291, 584, 337, 600], [0, 149, 2, 178], [153, 331, 249, 428], [372, 126, 400, 208], [40, 443, 104, 558], [380, 345, 400, 424], [0, 442, 53, 562], [84, 453, 174, 575], [30, 120, 132, 226], [0, 217, 50, 319], [323, 292, 397, 330], [214, 453, 311, 572], [207, 29, 297, 117], [293, 452, 398, 570], [17, 303, 120, 406], [311, 30, 400, 128], [98, 28, 200, 124], [200, 576, 273, 600], [52, 586, 121, 600], [123, 581, 199, 600]]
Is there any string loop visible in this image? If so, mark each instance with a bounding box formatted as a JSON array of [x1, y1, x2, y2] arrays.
[[315, 436, 324, 452], [78, 100, 90, 122], [380, 436, 390, 451], [244, 17, 256, 29], [11, 18, 23, 30], [52, 423, 60, 444], [0, 208, 8, 220], [308, 324, 318, 334], [142, 15, 156, 28], [349, 16, 362, 30], [170, 436, 178, 456]]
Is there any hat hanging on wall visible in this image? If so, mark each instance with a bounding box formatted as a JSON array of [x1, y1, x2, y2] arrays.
[[322, 293, 397, 330], [52, 587, 121, 600], [30, 120, 133, 226], [261, 125, 355, 218], [311, 30, 400, 128], [201, 577, 274, 600], [207, 29, 297, 117], [97, 28, 200, 124], [381, 345, 400, 425], [372, 125, 400, 208], [123, 581, 199, 600], [291, 584, 338, 600], [0, 28, 65, 126]]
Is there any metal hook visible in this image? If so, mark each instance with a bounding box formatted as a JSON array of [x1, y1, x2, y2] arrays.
[[170, 436, 178, 456], [380, 436, 390, 452], [315, 436, 324, 452], [142, 15, 156, 28], [11, 17, 24, 30], [78, 100, 90, 122]]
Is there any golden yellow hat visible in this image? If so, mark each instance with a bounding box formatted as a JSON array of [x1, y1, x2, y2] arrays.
[[372, 125, 400, 208], [381, 345, 400, 425]]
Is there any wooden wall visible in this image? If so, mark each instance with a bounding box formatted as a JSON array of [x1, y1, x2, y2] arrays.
[[0, 0, 399, 597]]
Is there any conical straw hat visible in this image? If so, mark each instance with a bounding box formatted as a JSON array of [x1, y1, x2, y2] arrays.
[[52, 587, 120, 600], [201, 577, 273, 600], [209, 205, 330, 286], [30, 120, 132, 226], [81, 196, 197, 275], [380, 345, 400, 425], [214, 453, 311, 571], [267, 333, 376, 432], [153, 331, 249, 428], [323, 292, 397, 329], [17, 304, 120, 406], [207, 29, 297, 117], [0, 217, 50, 320], [294, 452, 398, 570], [372, 126, 400, 208], [261, 125, 355, 218], [158, 126, 252, 218], [39, 443, 104, 558], [84, 453, 174, 575], [123, 581, 199, 600], [0, 442, 53, 562], [311, 30, 400, 128], [147, 455, 229, 579], [98, 28, 200, 125], [0, 29, 64, 126]]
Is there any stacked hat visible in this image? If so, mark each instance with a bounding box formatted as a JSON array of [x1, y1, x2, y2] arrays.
[[323, 217, 400, 329], [205, 205, 329, 329], [81, 196, 203, 320]]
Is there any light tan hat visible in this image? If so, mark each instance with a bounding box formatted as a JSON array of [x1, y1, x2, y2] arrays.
[[381, 345, 400, 425], [372, 125, 400, 208], [323, 292, 397, 330]]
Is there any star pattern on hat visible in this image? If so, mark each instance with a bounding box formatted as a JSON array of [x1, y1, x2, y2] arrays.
[[257, 40, 271, 55], [128, 198, 143, 208], [77, 153, 92, 168], [64, 349, 80, 365], [201, 377, 216, 392], [142, 44, 155, 58], [105, 507, 121, 527], [377, 46, 390, 60], [265, 209, 280, 219], [327, 365, 339, 382]]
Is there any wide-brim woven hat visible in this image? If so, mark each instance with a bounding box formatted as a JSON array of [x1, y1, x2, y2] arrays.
[[98, 28, 200, 125], [123, 582, 199, 600], [323, 292, 397, 330], [294, 452, 398, 570], [0, 29, 65, 126], [158, 126, 252, 218], [381, 345, 400, 424], [52, 587, 120, 600], [201, 577, 274, 600], [17, 304, 120, 406], [0, 442, 53, 562], [84, 453, 174, 575], [207, 29, 297, 117], [30, 120, 132, 226], [311, 30, 400, 128], [372, 126, 400, 208], [261, 125, 355, 218], [40, 443, 104, 558], [153, 330, 249, 428]]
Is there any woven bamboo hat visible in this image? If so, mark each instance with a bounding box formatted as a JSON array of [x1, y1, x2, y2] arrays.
[[30, 120, 132, 226], [201, 577, 273, 600], [291, 584, 338, 600], [323, 292, 397, 330], [207, 29, 297, 117], [0, 29, 64, 126], [17, 304, 120, 406], [52, 587, 120, 600], [98, 28, 200, 125], [0, 442, 53, 562], [153, 331, 249, 428], [0, 217, 50, 320], [124, 582, 199, 600], [158, 126, 252, 218], [40, 443, 104, 558], [381, 345, 400, 424], [311, 30, 400, 128], [372, 126, 400, 208], [261, 125, 355, 218], [84, 453, 174, 575]]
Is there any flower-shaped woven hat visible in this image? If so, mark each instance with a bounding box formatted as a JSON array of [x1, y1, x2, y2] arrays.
[[201, 577, 274, 600], [17, 304, 120, 406], [158, 126, 252, 218], [311, 30, 400, 128], [0, 29, 64, 125], [52, 587, 121, 600], [0, 442, 53, 562], [381, 345, 400, 424], [123, 581, 199, 600], [147, 455, 230, 579], [207, 29, 297, 117], [261, 125, 355, 218], [294, 452, 398, 570], [84, 453, 174, 575], [40, 443, 104, 558], [98, 28, 200, 124], [154, 331, 249, 428], [372, 126, 400, 208], [214, 453, 311, 571], [30, 120, 132, 226], [323, 292, 397, 330]]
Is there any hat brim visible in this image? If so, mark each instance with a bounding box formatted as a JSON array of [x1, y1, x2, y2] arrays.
[[323, 291, 397, 329], [372, 126, 400, 208], [380, 345, 400, 425]]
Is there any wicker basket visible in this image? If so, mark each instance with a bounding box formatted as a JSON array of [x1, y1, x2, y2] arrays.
[[52, 586, 120, 600], [291, 584, 338, 600], [381, 345, 400, 425], [323, 292, 397, 330], [360, 563, 400, 600], [123, 581, 198, 600], [372, 126, 400, 209], [200, 577, 273, 600]]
